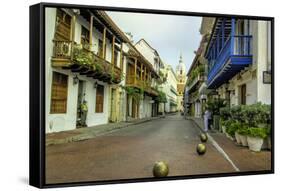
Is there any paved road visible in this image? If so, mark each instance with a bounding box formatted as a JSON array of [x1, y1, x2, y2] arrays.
[[46, 114, 235, 184]]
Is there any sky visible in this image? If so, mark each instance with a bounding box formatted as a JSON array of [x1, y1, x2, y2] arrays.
[[107, 11, 202, 73]]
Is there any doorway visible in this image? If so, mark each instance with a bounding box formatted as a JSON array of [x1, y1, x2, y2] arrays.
[[240, 84, 246, 105], [76, 80, 86, 127], [132, 98, 139, 119], [110, 88, 117, 122]]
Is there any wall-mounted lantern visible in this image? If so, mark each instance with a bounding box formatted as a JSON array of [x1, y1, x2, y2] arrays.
[[93, 81, 98, 89], [73, 75, 79, 85]]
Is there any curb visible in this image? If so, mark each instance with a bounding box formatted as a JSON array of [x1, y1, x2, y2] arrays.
[[46, 116, 163, 146]]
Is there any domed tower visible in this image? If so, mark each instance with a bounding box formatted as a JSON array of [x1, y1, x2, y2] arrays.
[[176, 53, 187, 84], [176, 53, 187, 111]]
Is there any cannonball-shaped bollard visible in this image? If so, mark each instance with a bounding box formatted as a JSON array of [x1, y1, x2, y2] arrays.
[[200, 133, 208, 142], [197, 143, 206, 155], [153, 161, 169, 177]]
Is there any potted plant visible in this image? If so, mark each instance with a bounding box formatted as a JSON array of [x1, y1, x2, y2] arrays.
[[206, 98, 227, 131], [246, 127, 268, 152], [245, 103, 271, 150], [225, 120, 238, 141], [236, 125, 248, 146], [220, 107, 231, 134]]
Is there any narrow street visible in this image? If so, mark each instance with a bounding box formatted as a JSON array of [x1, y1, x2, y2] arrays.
[[46, 114, 236, 184]]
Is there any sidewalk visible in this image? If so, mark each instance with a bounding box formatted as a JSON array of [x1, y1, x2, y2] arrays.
[[46, 116, 164, 146], [189, 117, 271, 172]]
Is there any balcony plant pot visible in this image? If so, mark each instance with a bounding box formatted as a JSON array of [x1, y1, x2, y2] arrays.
[[235, 131, 242, 145], [247, 136, 264, 152]]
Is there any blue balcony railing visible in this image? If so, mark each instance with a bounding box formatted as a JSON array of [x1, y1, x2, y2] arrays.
[[205, 18, 253, 89]]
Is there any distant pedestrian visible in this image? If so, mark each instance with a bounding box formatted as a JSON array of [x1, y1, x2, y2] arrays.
[[204, 108, 211, 132]]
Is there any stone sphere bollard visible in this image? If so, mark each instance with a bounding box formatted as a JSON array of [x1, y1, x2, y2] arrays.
[[200, 133, 208, 142], [196, 143, 206, 155], [153, 161, 169, 177]]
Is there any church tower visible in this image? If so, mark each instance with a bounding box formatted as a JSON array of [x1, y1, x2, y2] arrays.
[[176, 53, 187, 111], [176, 53, 187, 84]]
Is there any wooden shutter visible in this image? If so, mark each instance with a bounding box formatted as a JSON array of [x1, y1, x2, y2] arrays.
[[95, 85, 104, 113], [114, 50, 118, 66], [81, 26, 90, 44], [54, 9, 71, 41], [50, 72, 68, 113]]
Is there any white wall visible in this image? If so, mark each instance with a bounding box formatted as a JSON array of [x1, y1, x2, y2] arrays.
[[135, 40, 155, 67], [139, 96, 152, 118], [45, 8, 79, 133], [255, 21, 271, 104], [160, 64, 178, 112]]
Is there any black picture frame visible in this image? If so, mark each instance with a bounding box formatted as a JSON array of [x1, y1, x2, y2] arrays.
[[30, 2, 275, 188]]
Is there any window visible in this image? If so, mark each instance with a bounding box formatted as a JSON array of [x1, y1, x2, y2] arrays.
[[98, 39, 106, 58], [55, 9, 71, 40], [114, 50, 118, 66], [81, 26, 90, 45], [180, 70, 182, 75], [96, 85, 104, 113], [98, 39, 103, 57], [50, 72, 68, 113]]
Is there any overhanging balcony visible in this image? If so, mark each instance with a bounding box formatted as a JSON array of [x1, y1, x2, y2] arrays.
[[186, 74, 206, 92], [205, 18, 253, 89], [126, 76, 158, 96], [51, 40, 122, 84]]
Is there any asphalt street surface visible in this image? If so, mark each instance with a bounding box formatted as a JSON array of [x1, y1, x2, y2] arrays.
[[46, 114, 236, 184]]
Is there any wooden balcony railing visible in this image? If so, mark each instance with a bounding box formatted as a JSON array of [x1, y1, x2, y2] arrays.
[[207, 35, 252, 88], [125, 76, 158, 96], [52, 40, 72, 59], [52, 40, 122, 84], [187, 73, 206, 91]]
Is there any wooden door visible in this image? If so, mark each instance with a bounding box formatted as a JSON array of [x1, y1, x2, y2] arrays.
[[240, 84, 246, 105]]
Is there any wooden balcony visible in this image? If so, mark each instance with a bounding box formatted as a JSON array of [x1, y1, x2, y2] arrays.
[[51, 40, 122, 84], [186, 74, 206, 92], [126, 76, 158, 96]]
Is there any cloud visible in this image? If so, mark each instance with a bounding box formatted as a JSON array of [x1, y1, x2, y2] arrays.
[[107, 11, 202, 72]]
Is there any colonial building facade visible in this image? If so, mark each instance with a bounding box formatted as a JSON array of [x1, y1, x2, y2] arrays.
[[45, 8, 133, 133], [45, 8, 164, 133], [159, 64, 178, 113], [125, 40, 161, 120], [204, 18, 271, 106], [134, 39, 164, 117], [185, 17, 271, 119]]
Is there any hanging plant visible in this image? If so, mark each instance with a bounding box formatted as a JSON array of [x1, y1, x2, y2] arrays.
[[123, 86, 142, 102], [155, 90, 167, 103], [72, 45, 93, 67]]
